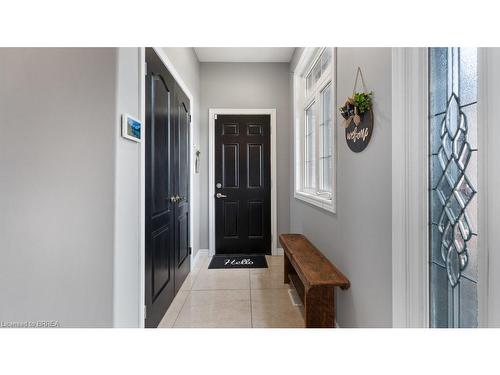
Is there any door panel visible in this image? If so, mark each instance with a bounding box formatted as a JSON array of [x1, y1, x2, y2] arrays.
[[247, 144, 263, 188], [215, 115, 271, 254], [176, 210, 189, 266], [145, 48, 191, 328], [152, 227, 171, 300], [223, 201, 239, 237], [223, 144, 239, 188], [151, 76, 171, 216], [173, 87, 191, 294], [248, 201, 264, 238]]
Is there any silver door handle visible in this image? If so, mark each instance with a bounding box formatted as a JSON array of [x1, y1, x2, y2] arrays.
[[216, 193, 227, 198], [170, 195, 184, 203]]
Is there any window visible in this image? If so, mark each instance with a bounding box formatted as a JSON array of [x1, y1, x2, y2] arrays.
[[428, 47, 478, 328], [294, 48, 335, 212], [304, 101, 316, 190], [320, 84, 333, 193]]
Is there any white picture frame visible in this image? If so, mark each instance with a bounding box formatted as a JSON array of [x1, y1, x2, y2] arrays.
[[121, 114, 142, 142]]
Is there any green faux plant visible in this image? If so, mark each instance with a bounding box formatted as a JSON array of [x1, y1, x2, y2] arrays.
[[353, 91, 373, 114], [339, 91, 374, 128]]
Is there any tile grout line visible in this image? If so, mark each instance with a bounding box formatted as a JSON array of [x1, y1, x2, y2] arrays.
[[176, 267, 253, 328], [171, 256, 209, 328], [170, 291, 190, 328], [174, 256, 287, 328], [190, 257, 254, 292], [175, 256, 251, 327], [188, 255, 213, 291], [249, 270, 253, 328], [189, 288, 251, 291]]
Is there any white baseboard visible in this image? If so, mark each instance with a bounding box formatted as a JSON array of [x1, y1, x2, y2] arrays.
[[205, 248, 283, 257], [193, 249, 209, 269], [197, 249, 209, 256], [274, 248, 284, 256]]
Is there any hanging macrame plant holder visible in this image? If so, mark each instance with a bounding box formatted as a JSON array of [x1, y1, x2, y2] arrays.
[[339, 67, 374, 153]]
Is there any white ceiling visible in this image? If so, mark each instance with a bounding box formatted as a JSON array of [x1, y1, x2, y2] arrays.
[[194, 47, 295, 63]]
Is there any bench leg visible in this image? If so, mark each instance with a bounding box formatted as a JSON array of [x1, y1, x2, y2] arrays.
[[284, 253, 291, 284], [304, 287, 335, 328]]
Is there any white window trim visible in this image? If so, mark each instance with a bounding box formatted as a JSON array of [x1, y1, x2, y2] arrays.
[[293, 47, 337, 213]]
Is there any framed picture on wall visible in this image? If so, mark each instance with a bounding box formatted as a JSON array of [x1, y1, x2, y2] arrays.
[[121, 114, 142, 142]]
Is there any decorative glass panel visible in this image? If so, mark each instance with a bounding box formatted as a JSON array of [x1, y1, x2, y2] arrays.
[[313, 59, 321, 82], [459, 48, 477, 107], [305, 102, 316, 190], [430, 263, 450, 328], [306, 71, 314, 94], [321, 48, 332, 73], [306, 48, 332, 95], [429, 47, 478, 328], [306, 60, 320, 95], [319, 84, 332, 193]]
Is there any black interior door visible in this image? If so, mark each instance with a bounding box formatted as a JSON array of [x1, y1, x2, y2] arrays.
[[173, 86, 191, 293], [214, 114, 271, 255], [145, 48, 190, 328]]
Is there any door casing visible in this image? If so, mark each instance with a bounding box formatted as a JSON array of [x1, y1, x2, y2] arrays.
[[208, 108, 278, 256]]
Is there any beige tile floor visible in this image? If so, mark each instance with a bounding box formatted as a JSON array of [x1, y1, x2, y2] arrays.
[[158, 255, 305, 328]]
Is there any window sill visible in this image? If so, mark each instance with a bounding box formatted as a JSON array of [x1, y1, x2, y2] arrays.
[[294, 191, 336, 213]]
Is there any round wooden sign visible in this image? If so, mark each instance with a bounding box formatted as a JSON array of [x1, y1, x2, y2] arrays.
[[344, 109, 373, 153]]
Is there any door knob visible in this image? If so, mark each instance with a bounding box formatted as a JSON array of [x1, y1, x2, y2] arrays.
[[170, 195, 184, 203], [216, 193, 227, 198]]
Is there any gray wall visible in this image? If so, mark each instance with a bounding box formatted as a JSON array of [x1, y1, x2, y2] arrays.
[[0, 48, 118, 327], [199, 62, 292, 248], [113, 48, 142, 327], [290, 48, 393, 327]]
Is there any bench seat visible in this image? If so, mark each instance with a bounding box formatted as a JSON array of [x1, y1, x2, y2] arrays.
[[279, 233, 350, 328]]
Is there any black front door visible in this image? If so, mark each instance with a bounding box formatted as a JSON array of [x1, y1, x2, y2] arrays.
[[145, 48, 190, 328], [214, 114, 271, 255]]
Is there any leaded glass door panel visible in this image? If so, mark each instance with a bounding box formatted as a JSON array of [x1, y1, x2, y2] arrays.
[[429, 47, 478, 328]]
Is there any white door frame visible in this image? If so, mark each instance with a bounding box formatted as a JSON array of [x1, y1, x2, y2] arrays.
[[139, 47, 196, 327], [391, 48, 429, 328], [478, 48, 500, 327], [392, 47, 496, 328], [208, 108, 278, 256]]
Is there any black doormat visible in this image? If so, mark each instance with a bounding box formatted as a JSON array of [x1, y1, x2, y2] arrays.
[[208, 255, 268, 269]]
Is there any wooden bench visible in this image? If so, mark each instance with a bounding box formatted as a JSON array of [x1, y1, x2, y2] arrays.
[[279, 233, 350, 328]]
